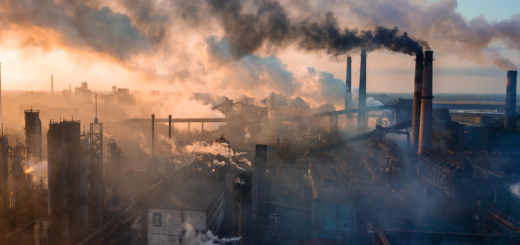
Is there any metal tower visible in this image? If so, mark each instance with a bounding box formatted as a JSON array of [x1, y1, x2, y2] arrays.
[[89, 94, 103, 227]]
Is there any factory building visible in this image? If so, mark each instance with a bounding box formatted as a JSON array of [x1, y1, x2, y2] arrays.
[[147, 179, 225, 244], [47, 120, 89, 243], [308, 157, 357, 236]]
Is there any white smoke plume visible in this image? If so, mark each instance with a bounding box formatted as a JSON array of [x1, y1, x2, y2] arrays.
[[510, 183, 520, 200], [23, 159, 48, 190], [182, 223, 241, 245], [184, 141, 248, 170]]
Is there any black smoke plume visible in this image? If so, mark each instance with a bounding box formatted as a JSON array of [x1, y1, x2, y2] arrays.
[[205, 0, 429, 57]]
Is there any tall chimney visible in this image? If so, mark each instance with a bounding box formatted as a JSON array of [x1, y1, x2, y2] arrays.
[[419, 51, 434, 154], [268, 92, 275, 119], [345, 57, 352, 110], [505, 70, 518, 129], [0, 63, 2, 124], [255, 144, 267, 211], [151, 114, 155, 160], [357, 50, 367, 132], [51, 75, 53, 96], [412, 53, 424, 152], [168, 115, 172, 157]]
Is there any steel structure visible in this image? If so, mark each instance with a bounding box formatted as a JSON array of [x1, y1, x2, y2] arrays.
[[89, 95, 103, 227]]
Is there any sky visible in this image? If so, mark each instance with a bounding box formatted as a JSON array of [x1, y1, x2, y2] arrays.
[[0, 0, 519, 101], [456, 0, 520, 21]]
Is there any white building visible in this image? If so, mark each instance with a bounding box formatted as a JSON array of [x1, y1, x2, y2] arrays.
[[147, 179, 225, 245]]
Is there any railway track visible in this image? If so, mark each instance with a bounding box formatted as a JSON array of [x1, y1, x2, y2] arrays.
[[0, 195, 47, 244]]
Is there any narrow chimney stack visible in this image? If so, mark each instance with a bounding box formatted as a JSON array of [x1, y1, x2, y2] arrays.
[[0, 63, 2, 124], [268, 92, 275, 119], [345, 57, 352, 110], [357, 50, 367, 132], [151, 114, 155, 160], [51, 75, 54, 96], [255, 144, 267, 211], [412, 52, 424, 152], [418, 51, 434, 154], [505, 70, 518, 129]]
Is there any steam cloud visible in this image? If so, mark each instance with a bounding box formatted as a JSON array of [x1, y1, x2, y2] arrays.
[[182, 223, 241, 244], [510, 183, 520, 200], [23, 159, 48, 190]]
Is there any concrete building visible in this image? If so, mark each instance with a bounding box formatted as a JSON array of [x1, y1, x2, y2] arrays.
[[147, 178, 225, 245]]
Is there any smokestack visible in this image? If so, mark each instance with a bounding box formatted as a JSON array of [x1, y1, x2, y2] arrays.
[[412, 52, 424, 152], [0, 63, 2, 124], [268, 93, 275, 119], [357, 50, 367, 132], [345, 57, 352, 110], [419, 51, 434, 154], [505, 70, 518, 129], [168, 115, 172, 157], [255, 145, 267, 211], [168, 115, 172, 139], [112, 86, 116, 94], [151, 114, 155, 160], [51, 75, 53, 96], [94, 94, 98, 123]]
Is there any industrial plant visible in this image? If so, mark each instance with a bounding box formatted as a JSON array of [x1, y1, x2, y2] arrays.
[[0, 49, 519, 245], [1, 0, 520, 244]]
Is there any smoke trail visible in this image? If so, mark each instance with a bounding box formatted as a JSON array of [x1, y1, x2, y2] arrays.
[[205, 0, 428, 56], [343, 0, 518, 70]]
